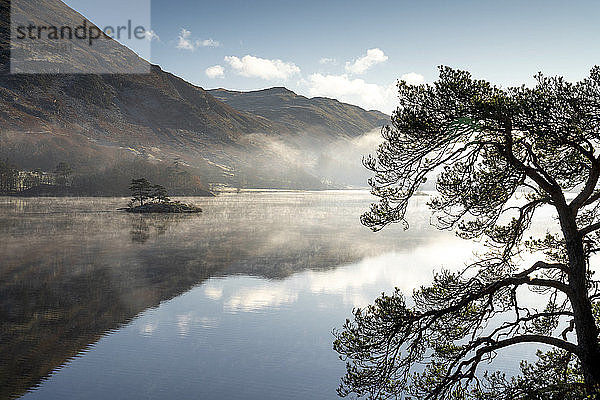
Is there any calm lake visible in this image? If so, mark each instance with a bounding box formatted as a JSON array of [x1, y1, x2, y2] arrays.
[[0, 191, 538, 399]]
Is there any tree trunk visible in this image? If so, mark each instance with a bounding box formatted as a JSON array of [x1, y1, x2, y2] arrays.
[[558, 208, 600, 391]]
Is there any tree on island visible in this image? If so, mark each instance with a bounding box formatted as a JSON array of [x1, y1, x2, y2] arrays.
[[151, 184, 170, 204], [334, 66, 600, 398], [129, 178, 152, 206], [126, 178, 200, 214]]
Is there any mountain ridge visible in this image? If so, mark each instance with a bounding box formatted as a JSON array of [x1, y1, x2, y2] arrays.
[[0, 0, 390, 189], [209, 87, 388, 138]]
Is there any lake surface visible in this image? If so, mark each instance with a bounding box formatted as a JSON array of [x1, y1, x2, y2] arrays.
[[0, 191, 537, 399]]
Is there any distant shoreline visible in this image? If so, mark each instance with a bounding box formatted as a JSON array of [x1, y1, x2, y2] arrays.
[[0, 184, 215, 198]]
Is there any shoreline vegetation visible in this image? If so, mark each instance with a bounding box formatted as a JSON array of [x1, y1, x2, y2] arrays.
[[123, 178, 202, 214], [0, 159, 215, 198]]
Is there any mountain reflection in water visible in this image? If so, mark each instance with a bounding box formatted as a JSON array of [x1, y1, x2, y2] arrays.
[[0, 191, 470, 399]]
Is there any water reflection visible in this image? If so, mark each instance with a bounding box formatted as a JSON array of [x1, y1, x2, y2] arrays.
[[128, 214, 189, 244], [0, 192, 465, 399]]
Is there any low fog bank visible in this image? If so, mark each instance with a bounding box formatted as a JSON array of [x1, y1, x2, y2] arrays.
[[0, 126, 397, 192], [233, 128, 387, 189]]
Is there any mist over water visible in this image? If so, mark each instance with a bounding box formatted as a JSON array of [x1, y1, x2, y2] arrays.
[[1, 191, 550, 399], [235, 129, 385, 188]]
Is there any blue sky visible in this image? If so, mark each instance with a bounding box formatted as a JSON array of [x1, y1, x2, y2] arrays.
[[68, 0, 600, 113]]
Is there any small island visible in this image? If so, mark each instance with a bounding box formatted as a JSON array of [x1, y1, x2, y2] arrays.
[[123, 178, 202, 214]]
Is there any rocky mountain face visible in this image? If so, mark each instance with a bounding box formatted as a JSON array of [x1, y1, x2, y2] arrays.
[[0, 0, 389, 189]]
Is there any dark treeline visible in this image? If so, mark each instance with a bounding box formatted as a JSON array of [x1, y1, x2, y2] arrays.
[[0, 158, 213, 197], [0, 159, 19, 193], [74, 159, 212, 196]]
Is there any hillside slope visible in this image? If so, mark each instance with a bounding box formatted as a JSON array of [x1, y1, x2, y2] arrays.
[[209, 87, 389, 138], [0, 0, 273, 145]]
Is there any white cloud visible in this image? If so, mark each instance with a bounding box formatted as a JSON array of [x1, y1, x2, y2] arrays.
[[205, 65, 225, 79], [319, 57, 337, 65], [176, 28, 220, 51], [176, 313, 192, 335], [204, 285, 224, 300], [144, 30, 160, 41], [198, 317, 219, 329], [345, 48, 388, 74], [306, 73, 397, 114], [177, 29, 195, 50], [140, 322, 157, 336], [200, 38, 220, 47], [224, 55, 300, 80], [400, 72, 425, 85], [225, 285, 298, 313]]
